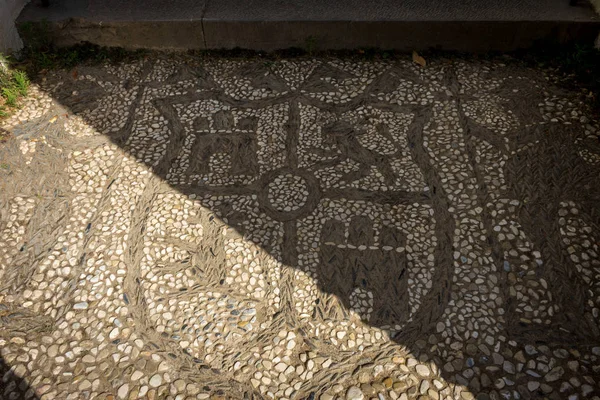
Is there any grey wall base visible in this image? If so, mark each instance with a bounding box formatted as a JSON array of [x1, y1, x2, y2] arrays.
[[36, 19, 206, 50], [29, 19, 600, 53], [203, 20, 600, 52], [17, 0, 600, 52], [0, 0, 30, 52]]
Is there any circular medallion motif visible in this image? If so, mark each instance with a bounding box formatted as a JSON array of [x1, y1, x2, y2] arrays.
[[257, 168, 322, 222], [267, 173, 309, 212]]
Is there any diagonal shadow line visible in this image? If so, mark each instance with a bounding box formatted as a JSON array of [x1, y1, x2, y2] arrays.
[[148, 85, 449, 338], [120, 61, 452, 396], [2, 55, 600, 399], [109, 54, 600, 391], [0, 355, 40, 400]]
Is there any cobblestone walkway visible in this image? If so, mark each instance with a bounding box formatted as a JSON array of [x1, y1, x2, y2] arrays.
[[1, 54, 600, 400]]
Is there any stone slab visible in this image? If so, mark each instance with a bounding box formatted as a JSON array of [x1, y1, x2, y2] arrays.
[[18, 0, 207, 49], [202, 0, 598, 21], [18, 0, 208, 21], [16, 0, 600, 51], [202, 20, 600, 52]]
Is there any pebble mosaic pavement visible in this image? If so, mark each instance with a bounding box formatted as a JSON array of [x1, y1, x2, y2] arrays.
[[1, 54, 600, 400]]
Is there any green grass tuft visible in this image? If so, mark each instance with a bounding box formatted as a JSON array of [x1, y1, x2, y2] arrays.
[[2, 88, 18, 107], [12, 70, 30, 96], [0, 53, 31, 120]]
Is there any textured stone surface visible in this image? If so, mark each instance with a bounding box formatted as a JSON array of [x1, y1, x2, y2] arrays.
[[19, 0, 599, 22], [0, 53, 600, 399], [202, 0, 598, 21], [17, 0, 600, 51], [0, 0, 28, 52]]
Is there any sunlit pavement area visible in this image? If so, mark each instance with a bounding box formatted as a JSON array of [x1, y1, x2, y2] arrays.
[[0, 53, 599, 400]]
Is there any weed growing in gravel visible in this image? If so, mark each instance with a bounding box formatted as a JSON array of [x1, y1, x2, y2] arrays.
[[12, 70, 30, 96], [0, 54, 30, 124]]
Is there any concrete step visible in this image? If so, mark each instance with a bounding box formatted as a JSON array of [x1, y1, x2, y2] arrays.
[[17, 0, 600, 52]]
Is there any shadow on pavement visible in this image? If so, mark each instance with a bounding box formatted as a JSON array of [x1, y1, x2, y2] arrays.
[[2, 53, 600, 399], [0, 355, 39, 399]]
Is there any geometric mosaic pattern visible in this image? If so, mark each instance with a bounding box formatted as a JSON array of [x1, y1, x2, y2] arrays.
[[0, 55, 599, 400]]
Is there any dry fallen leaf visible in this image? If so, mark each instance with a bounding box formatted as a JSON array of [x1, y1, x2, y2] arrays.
[[72, 68, 78, 79], [49, 116, 58, 124], [412, 51, 426, 67]]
